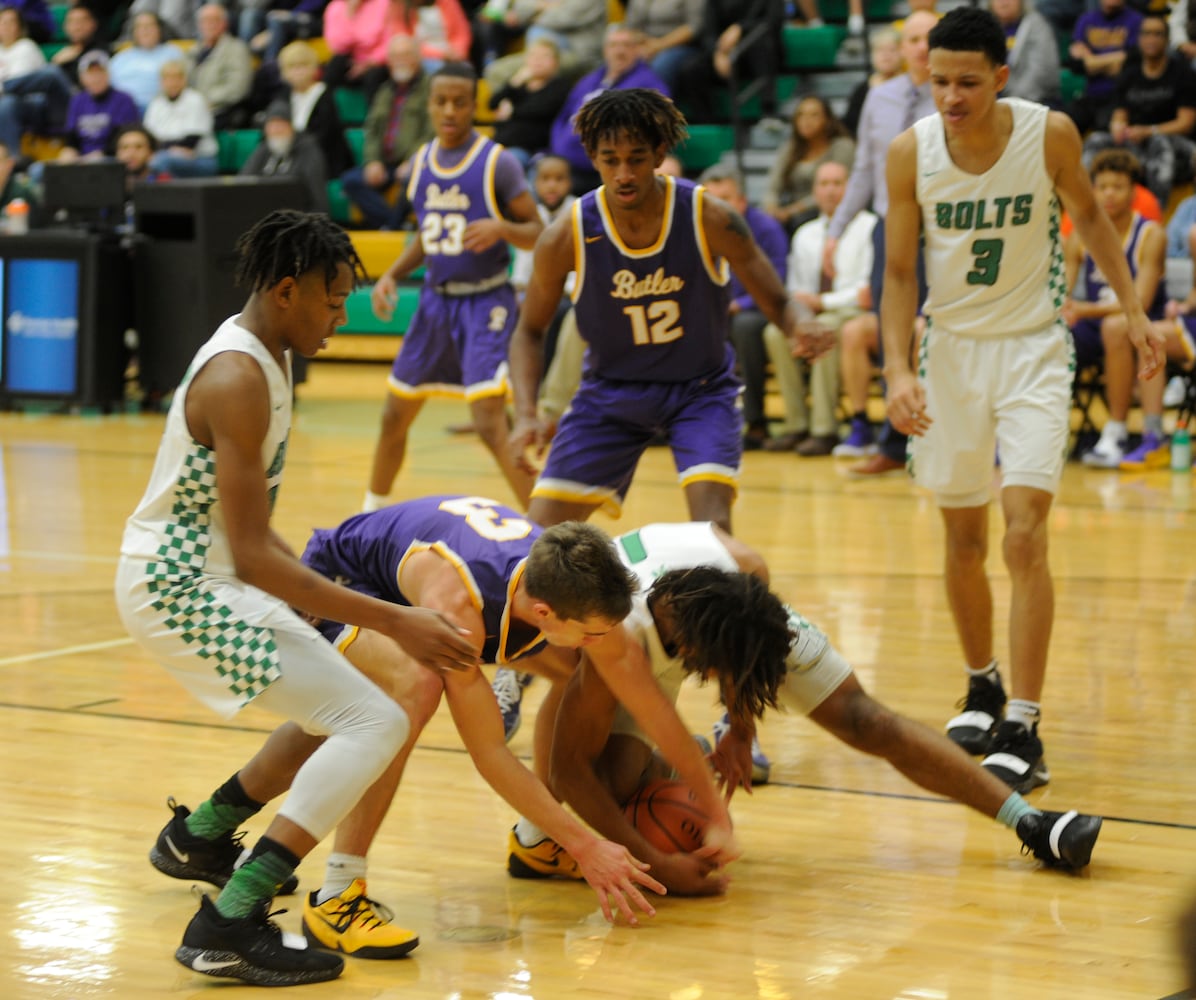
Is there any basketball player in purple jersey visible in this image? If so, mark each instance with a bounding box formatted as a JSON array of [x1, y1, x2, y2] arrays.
[[365, 63, 543, 513], [506, 88, 833, 533]]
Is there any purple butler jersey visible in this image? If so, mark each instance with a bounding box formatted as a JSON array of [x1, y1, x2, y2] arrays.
[[1082, 212, 1166, 320], [571, 177, 732, 382], [300, 495, 548, 665], [408, 133, 515, 287]]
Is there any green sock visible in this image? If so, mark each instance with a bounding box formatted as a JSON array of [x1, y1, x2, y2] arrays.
[[214, 838, 299, 919], [996, 792, 1039, 831], [185, 774, 263, 840]]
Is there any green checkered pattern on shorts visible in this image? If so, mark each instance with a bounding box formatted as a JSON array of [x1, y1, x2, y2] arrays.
[[145, 442, 281, 706]]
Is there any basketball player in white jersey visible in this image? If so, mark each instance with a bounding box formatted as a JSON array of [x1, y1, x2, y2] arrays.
[[522, 522, 1104, 886], [881, 9, 1166, 793]]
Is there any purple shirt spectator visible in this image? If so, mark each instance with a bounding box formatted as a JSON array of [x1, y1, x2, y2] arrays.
[[65, 86, 141, 155], [732, 204, 787, 313], [1072, 4, 1143, 100], [549, 60, 671, 173]]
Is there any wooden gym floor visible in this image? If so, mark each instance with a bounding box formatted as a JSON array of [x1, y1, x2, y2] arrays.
[[1, 360, 1194, 998]]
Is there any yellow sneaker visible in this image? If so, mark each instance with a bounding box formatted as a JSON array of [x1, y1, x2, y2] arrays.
[[506, 827, 582, 880], [301, 879, 419, 959]]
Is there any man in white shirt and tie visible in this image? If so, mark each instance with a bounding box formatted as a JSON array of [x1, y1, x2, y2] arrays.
[[764, 160, 876, 456]]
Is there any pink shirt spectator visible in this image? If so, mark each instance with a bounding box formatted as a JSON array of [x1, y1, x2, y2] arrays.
[[390, 0, 472, 63], [323, 0, 392, 67]]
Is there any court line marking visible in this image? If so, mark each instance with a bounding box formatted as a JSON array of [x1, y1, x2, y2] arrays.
[[0, 636, 134, 667]]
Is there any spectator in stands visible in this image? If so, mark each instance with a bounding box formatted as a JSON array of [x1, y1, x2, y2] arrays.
[[765, 159, 876, 457], [339, 33, 434, 229], [187, 3, 254, 129], [697, 162, 789, 452], [1068, 149, 1193, 469], [489, 37, 571, 167], [675, 0, 783, 125], [392, 0, 472, 68], [276, 39, 353, 178], [239, 98, 328, 211], [4, 0, 52, 45], [0, 139, 37, 213], [238, 0, 328, 62], [1170, 0, 1196, 70], [763, 95, 855, 236], [1068, 0, 1142, 134], [1081, 16, 1196, 208], [549, 23, 669, 194], [991, 0, 1061, 107], [508, 0, 606, 70], [113, 123, 158, 194], [55, 50, 140, 162], [322, 0, 394, 102], [1168, 192, 1196, 258], [143, 59, 218, 177], [110, 12, 186, 112], [824, 9, 936, 476], [842, 27, 902, 138], [125, 0, 204, 40], [50, 4, 108, 88], [794, 0, 866, 40], [0, 6, 71, 153], [624, 0, 703, 94], [657, 151, 682, 176]]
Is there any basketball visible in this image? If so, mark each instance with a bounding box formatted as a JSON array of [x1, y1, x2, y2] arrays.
[[622, 778, 709, 854]]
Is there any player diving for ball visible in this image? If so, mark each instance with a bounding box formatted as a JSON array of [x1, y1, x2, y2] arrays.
[[149, 496, 741, 960], [513, 521, 1103, 892]]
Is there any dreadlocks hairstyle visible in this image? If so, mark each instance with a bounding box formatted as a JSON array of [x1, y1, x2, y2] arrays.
[[523, 522, 638, 624], [234, 210, 367, 293], [574, 88, 688, 159], [928, 7, 1007, 67], [647, 566, 792, 725]]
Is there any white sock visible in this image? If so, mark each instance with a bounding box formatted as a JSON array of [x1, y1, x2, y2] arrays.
[[847, 13, 865, 34], [966, 659, 1000, 684], [1006, 700, 1041, 731], [514, 817, 548, 846], [362, 490, 390, 513], [1101, 420, 1127, 443], [807, 16, 824, 26], [317, 852, 368, 904]]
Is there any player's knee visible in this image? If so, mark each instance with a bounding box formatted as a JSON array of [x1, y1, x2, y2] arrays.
[[1099, 313, 1128, 344], [839, 692, 901, 756], [406, 669, 445, 730], [1001, 518, 1047, 573], [364, 697, 410, 765]]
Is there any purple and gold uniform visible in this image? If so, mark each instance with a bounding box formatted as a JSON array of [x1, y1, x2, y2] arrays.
[[389, 134, 528, 402], [1070, 212, 1165, 368], [533, 176, 741, 518], [301, 495, 548, 665]]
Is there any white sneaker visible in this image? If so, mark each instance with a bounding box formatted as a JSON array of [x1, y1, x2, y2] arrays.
[[1164, 374, 1188, 408], [1082, 432, 1126, 468]]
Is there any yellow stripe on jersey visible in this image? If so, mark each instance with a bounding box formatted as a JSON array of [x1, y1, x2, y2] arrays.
[[596, 175, 675, 258]]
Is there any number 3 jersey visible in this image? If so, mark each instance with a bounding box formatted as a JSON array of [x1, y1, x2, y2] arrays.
[[915, 98, 1065, 337], [571, 176, 732, 382]]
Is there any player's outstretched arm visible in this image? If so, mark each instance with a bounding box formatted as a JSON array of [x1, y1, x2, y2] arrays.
[[508, 214, 575, 474], [442, 666, 666, 922], [1049, 111, 1166, 378], [549, 661, 728, 896], [371, 235, 426, 322], [587, 628, 741, 866]]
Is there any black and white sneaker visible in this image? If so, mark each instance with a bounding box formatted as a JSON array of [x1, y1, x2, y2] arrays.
[[982, 721, 1050, 793], [176, 894, 344, 986], [150, 798, 298, 895], [946, 674, 1007, 754], [1016, 810, 1102, 870]]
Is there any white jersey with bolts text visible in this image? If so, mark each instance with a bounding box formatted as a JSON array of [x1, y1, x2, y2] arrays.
[[915, 98, 1067, 338]]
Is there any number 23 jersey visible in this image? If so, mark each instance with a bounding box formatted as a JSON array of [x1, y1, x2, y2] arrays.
[[571, 176, 732, 382], [915, 98, 1065, 337]]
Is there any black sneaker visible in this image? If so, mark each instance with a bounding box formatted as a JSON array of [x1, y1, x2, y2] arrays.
[[176, 894, 344, 986], [150, 798, 298, 895], [946, 674, 1007, 754], [1016, 809, 1103, 870], [982, 721, 1050, 793]]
